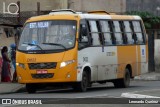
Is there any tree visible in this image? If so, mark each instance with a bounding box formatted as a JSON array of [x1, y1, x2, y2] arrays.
[[126, 11, 160, 29]]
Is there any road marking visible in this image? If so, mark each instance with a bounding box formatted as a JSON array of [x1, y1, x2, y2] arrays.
[[130, 88, 160, 93], [121, 93, 160, 98], [0, 104, 19, 107], [121, 89, 160, 98], [75, 94, 109, 98]]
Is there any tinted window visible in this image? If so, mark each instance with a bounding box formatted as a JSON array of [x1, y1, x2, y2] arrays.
[[89, 21, 101, 46], [100, 21, 112, 45], [132, 21, 144, 44], [113, 21, 123, 45], [123, 21, 134, 44], [18, 20, 77, 51], [78, 23, 89, 49]]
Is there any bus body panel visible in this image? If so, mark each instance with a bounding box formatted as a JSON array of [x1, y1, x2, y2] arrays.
[[17, 48, 78, 83], [26, 15, 81, 23], [78, 46, 118, 82], [117, 46, 137, 78], [140, 45, 148, 74], [77, 62, 91, 82]]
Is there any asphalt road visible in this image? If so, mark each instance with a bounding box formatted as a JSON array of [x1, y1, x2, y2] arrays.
[[0, 80, 160, 107]]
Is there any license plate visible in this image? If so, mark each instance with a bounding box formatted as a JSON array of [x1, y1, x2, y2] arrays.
[[36, 70, 48, 74]]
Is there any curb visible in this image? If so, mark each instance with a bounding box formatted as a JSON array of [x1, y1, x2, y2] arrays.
[[12, 84, 26, 93], [121, 93, 160, 98], [0, 84, 26, 94], [134, 75, 160, 81]]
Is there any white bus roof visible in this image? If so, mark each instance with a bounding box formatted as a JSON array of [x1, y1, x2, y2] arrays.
[[48, 9, 142, 20]]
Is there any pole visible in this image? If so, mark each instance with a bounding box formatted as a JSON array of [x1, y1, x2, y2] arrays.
[[37, 2, 40, 16], [17, 1, 20, 25]]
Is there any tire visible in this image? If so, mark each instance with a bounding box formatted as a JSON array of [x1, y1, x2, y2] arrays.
[[73, 71, 88, 92], [26, 84, 36, 93], [113, 68, 130, 88]]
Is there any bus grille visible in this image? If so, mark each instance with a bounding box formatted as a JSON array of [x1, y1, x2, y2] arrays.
[[31, 73, 54, 79], [28, 62, 57, 69]]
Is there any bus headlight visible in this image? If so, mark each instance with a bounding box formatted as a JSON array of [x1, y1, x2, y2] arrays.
[[16, 63, 26, 69], [60, 60, 75, 68]]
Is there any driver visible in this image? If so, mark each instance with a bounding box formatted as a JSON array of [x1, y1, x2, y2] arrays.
[[59, 26, 76, 46]]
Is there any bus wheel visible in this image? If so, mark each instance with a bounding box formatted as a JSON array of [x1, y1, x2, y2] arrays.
[[26, 84, 36, 93], [113, 68, 130, 88], [74, 71, 88, 92]]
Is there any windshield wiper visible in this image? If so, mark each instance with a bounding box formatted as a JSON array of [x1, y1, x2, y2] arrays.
[[23, 42, 43, 50], [42, 43, 67, 50]]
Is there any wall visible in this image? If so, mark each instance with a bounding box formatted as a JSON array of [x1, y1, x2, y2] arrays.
[[68, 0, 126, 13], [0, 0, 128, 13], [0, 36, 14, 48], [154, 40, 160, 72], [0, 0, 68, 12], [126, 0, 160, 16], [0, 27, 14, 48]]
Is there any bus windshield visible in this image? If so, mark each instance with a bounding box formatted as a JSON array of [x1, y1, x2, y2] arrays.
[[18, 20, 77, 52]]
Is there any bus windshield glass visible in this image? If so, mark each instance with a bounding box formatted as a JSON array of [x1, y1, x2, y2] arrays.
[[18, 20, 77, 52]]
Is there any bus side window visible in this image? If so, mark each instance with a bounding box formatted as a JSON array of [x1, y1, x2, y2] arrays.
[[132, 21, 144, 44], [79, 24, 88, 42], [123, 21, 134, 44], [99, 20, 113, 45], [113, 21, 123, 45], [78, 24, 89, 49], [88, 20, 101, 46]]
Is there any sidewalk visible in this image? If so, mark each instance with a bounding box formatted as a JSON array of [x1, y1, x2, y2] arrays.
[[0, 72, 160, 94], [0, 57, 26, 94], [121, 72, 160, 98], [134, 72, 160, 81]]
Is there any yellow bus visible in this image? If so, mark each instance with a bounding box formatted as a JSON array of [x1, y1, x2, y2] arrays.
[[16, 9, 148, 93]]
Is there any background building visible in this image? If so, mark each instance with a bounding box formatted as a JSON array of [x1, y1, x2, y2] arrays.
[[126, 0, 160, 16], [0, 0, 67, 12], [68, 0, 126, 13], [0, 0, 126, 47]]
